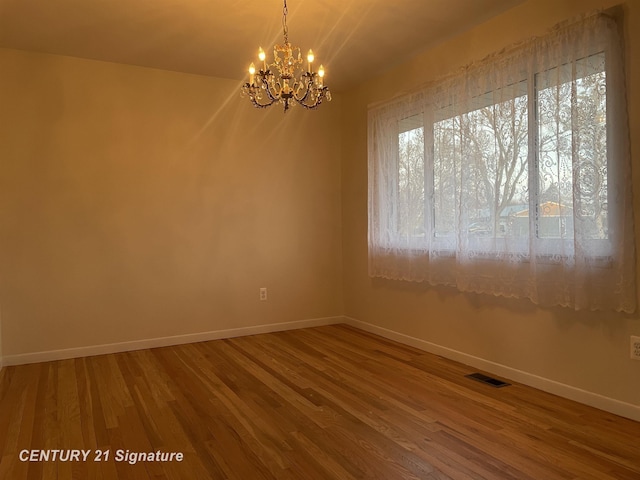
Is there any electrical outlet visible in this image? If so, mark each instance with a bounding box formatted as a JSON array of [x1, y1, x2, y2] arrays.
[[631, 336, 640, 361], [259, 287, 267, 301]]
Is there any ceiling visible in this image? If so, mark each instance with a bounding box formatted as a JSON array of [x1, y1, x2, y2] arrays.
[[0, 0, 524, 92]]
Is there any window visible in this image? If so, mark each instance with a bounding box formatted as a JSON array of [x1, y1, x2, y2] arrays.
[[368, 14, 635, 311]]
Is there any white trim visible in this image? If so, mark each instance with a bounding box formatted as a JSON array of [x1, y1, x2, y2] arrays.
[[2, 316, 343, 367], [5, 315, 637, 422], [343, 316, 640, 422]]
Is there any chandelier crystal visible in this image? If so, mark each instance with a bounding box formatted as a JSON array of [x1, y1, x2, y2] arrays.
[[241, 0, 331, 112]]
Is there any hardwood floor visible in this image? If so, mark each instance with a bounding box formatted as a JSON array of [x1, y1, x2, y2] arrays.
[[0, 324, 638, 479]]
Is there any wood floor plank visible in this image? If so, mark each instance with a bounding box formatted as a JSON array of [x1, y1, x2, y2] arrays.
[[0, 324, 638, 479]]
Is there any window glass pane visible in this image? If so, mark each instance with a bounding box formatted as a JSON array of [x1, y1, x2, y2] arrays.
[[433, 116, 460, 237], [536, 53, 607, 240], [398, 115, 425, 240], [434, 92, 529, 241]]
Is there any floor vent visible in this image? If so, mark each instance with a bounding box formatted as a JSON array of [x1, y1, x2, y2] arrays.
[[465, 372, 511, 388]]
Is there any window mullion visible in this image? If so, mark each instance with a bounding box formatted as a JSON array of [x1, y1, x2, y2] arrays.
[[423, 108, 435, 249], [528, 68, 539, 252]]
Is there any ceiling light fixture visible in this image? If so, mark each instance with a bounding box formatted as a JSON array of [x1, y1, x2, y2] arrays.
[[241, 0, 331, 112]]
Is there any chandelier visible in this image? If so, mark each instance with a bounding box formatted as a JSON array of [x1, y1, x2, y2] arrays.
[[241, 0, 331, 112]]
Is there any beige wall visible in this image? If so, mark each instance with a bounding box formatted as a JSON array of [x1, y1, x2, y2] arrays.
[[342, 0, 640, 408], [0, 49, 343, 357]]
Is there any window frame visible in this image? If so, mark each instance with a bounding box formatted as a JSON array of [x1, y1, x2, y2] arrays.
[[385, 48, 616, 261]]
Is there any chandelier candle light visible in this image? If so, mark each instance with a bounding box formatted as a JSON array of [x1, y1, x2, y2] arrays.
[[241, 0, 331, 112]]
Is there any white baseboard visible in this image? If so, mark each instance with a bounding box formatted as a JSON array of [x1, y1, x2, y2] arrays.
[[1, 316, 343, 367], [343, 316, 640, 422], [4, 315, 638, 422]]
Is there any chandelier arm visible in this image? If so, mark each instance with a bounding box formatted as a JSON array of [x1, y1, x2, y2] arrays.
[[249, 96, 277, 108], [262, 78, 281, 103], [293, 78, 316, 102], [293, 88, 312, 105], [242, 77, 279, 109], [296, 101, 322, 110], [292, 77, 329, 109], [294, 90, 327, 110], [242, 87, 278, 109]]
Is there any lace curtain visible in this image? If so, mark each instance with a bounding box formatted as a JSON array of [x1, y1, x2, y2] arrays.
[[368, 13, 636, 311]]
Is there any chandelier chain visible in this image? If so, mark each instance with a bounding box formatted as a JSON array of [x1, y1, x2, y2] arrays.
[[282, 0, 289, 44]]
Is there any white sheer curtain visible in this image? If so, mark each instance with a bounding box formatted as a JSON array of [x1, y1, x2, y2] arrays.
[[368, 13, 636, 312]]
